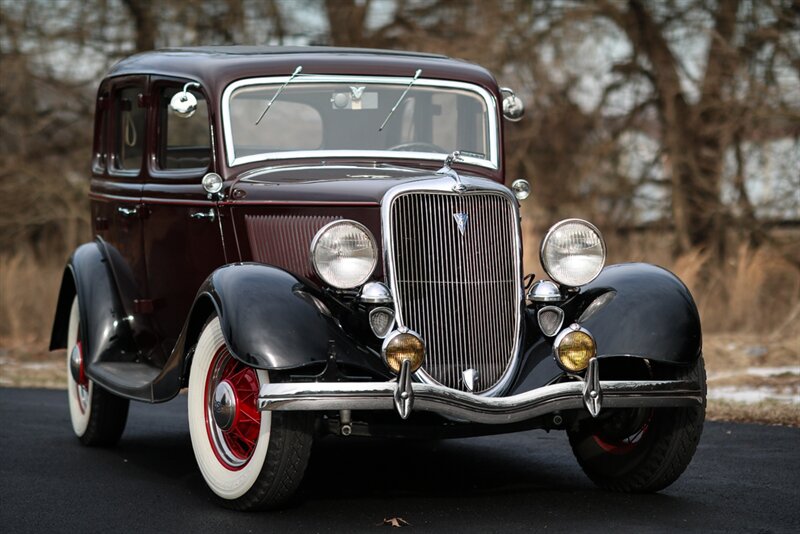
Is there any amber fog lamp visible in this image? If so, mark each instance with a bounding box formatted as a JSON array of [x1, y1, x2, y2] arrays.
[[382, 330, 425, 374], [554, 326, 596, 372]]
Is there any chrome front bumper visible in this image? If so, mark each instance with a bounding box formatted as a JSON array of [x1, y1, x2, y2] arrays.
[[257, 358, 704, 424]]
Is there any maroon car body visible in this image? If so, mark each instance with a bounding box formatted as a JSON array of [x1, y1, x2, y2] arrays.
[[50, 46, 706, 510]]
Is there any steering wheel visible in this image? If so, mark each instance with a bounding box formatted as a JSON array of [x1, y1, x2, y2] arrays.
[[388, 142, 446, 153]]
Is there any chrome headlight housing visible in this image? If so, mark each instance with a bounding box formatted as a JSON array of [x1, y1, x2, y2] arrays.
[[540, 219, 606, 287], [311, 220, 378, 289]]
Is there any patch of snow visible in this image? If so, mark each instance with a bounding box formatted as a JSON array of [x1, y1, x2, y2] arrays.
[[19, 362, 61, 371], [746, 366, 800, 377], [709, 386, 800, 404], [744, 345, 768, 358]]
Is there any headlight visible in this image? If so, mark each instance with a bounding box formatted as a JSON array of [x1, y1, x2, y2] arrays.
[[540, 219, 605, 287], [311, 220, 378, 289]]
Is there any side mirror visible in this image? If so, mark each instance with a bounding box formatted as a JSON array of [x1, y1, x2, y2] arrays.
[[169, 82, 200, 118], [500, 87, 524, 122]]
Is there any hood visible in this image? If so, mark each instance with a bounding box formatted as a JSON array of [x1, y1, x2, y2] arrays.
[[229, 164, 497, 204]]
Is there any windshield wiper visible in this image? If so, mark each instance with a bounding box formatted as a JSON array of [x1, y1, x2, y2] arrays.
[[255, 65, 303, 125], [378, 69, 422, 132]]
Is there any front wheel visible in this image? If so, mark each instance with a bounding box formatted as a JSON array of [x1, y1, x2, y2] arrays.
[[66, 297, 129, 446], [567, 357, 706, 492], [187, 316, 313, 510]]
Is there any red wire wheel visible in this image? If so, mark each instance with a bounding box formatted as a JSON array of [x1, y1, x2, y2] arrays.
[[204, 347, 262, 470], [591, 412, 652, 455], [71, 339, 90, 414]]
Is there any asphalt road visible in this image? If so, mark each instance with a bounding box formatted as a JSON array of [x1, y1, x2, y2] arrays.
[[1, 388, 798, 533]]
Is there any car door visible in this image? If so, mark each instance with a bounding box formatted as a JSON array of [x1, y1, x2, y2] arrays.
[[90, 76, 148, 323], [141, 77, 227, 363]]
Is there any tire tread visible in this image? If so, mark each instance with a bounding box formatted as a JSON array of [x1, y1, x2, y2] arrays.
[[79, 386, 130, 447], [569, 356, 706, 492]]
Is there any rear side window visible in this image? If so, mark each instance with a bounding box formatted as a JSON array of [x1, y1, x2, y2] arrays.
[[158, 87, 211, 170], [93, 92, 108, 173], [115, 86, 146, 171]]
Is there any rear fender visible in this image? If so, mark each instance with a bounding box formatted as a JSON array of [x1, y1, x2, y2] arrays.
[[49, 241, 140, 365]]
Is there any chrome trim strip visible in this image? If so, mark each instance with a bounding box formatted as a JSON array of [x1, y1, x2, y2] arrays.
[[221, 75, 499, 169], [257, 379, 704, 425], [380, 176, 524, 397]]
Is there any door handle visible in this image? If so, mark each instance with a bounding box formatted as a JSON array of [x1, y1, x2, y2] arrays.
[[190, 209, 216, 222], [117, 206, 139, 218]]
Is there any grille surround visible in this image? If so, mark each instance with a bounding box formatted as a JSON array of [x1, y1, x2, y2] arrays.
[[382, 177, 524, 396]]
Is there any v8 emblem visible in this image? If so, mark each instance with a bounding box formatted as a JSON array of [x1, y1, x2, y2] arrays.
[[452, 213, 468, 236]]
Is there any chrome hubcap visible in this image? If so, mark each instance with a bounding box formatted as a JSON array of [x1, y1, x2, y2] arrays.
[[213, 380, 236, 430], [69, 341, 89, 413], [69, 344, 82, 383]]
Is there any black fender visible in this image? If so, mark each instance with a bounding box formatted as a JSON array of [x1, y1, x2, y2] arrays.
[[164, 263, 388, 395], [49, 240, 141, 365], [574, 263, 702, 363], [510, 263, 701, 394]]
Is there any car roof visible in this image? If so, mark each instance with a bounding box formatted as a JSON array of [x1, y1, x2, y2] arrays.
[[105, 46, 499, 95]]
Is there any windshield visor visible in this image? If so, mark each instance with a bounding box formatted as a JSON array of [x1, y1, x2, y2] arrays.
[[222, 76, 498, 169]]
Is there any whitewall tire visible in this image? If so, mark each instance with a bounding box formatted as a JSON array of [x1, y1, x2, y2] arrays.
[[66, 296, 129, 446], [188, 316, 313, 510]]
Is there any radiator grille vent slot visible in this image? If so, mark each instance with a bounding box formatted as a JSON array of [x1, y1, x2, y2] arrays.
[[246, 215, 340, 277]]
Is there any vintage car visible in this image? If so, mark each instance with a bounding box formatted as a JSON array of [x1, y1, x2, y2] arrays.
[[50, 46, 705, 510]]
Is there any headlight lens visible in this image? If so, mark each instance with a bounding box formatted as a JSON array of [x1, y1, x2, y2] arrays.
[[540, 219, 605, 287], [311, 220, 378, 289]]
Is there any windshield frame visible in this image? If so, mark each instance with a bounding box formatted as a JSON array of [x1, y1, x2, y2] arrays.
[[221, 74, 499, 170]]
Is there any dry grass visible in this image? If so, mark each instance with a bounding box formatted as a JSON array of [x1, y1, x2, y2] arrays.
[[0, 249, 64, 344], [707, 399, 799, 427]]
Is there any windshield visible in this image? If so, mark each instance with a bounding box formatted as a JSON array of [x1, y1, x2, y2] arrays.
[[222, 76, 498, 169]]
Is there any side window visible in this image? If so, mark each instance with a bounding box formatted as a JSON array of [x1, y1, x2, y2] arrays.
[[115, 86, 146, 171], [158, 87, 211, 170]]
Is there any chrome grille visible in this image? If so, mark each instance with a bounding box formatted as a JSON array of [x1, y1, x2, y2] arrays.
[[388, 191, 520, 394]]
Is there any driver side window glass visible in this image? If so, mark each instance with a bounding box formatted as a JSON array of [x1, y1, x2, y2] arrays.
[[158, 87, 211, 170]]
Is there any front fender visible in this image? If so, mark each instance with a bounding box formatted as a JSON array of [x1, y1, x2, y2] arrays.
[[183, 263, 385, 375], [571, 263, 702, 364], [510, 263, 701, 394]]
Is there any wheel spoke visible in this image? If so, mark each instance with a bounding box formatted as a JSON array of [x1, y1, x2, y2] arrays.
[[206, 348, 262, 468]]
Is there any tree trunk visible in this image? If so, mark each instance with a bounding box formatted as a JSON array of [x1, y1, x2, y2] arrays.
[[325, 0, 371, 47], [122, 0, 156, 52], [617, 0, 739, 255]]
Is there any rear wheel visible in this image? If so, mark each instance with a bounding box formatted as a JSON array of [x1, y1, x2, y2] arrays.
[[187, 316, 313, 510], [567, 357, 706, 492], [66, 297, 129, 446]]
